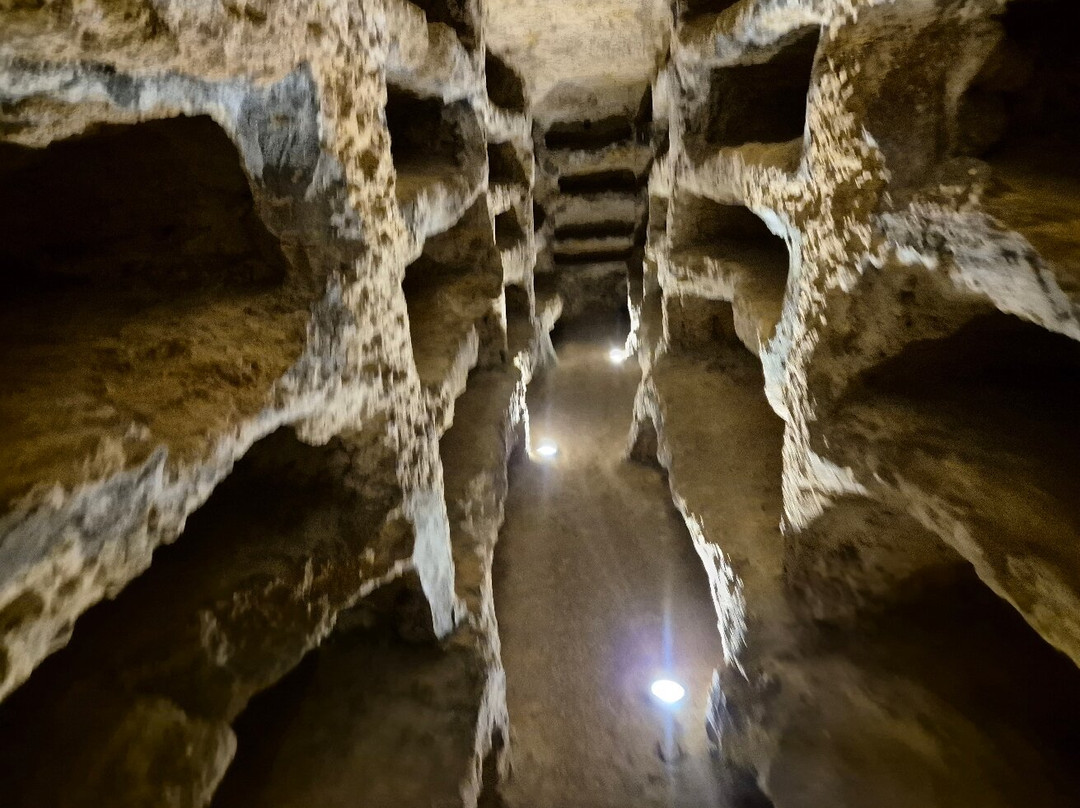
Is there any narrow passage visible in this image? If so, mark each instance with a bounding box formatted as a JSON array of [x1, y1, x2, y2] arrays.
[[494, 324, 726, 807]]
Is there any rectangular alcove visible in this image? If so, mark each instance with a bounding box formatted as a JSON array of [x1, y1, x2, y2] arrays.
[[486, 50, 527, 114], [544, 115, 634, 151], [693, 27, 820, 151], [554, 220, 638, 241], [0, 424, 407, 807], [387, 86, 484, 212], [664, 294, 741, 355], [822, 312, 1080, 663], [557, 169, 643, 195], [504, 283, 533, 356], [648, 194, 669, 241], [552, 247, 634, 267], [408, 0, 478, 50], [956, 0, 1080, 286], [494, 208, 527, 252], [847, 312, 1080, 530], [403, 200, 506, 391], [669, 192, 790, 343], [677, 0, 741, 22], [209, 593, 495, 808], [487, 141, 529, 189], [0, 115, 315, 509]]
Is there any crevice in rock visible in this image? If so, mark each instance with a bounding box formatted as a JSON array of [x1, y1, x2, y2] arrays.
[[532, 201, 547, 232], [476, 731, 508, 807]]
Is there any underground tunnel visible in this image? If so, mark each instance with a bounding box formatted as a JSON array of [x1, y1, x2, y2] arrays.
[[1, 0, 1080, 807]]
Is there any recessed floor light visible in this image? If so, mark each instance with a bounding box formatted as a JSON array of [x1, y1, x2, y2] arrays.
[[650, 679, 686, 705], [535, 440, 558, 458], [608, 347, 627, 364]]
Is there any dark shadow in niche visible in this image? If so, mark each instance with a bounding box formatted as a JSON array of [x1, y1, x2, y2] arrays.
[[554, 220, 638, 240], [668, 192, 789, 347], [957, 0, 1080, 283], [670, 193, 789, 276], [0, 115, 312, 507], [403, 200, 505, 388], [0, 425, 404, 808], [486, 50, 527, 113], [817, 565, 1080, 804], [504, 283, 533, 355], [408, 0, 477, 50], [476, 730, 509, 807], [823, 313, 1080, 655], [666, 295, 741, 356], [488, 141, 528, 187], [557, 169, 643, 195], [532, 201, 547, 232], [211, 599, 489, 808], [552, 248, 634, 266], [698, 26, 819, 150], [855, 313, 1080, 498], [386, 86, 479, 209], [544, 116, 633, 150], [677, 0, 741, 22], [494, 208, 526, 251]]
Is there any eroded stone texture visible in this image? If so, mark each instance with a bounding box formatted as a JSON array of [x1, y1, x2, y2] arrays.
[[4, 0, 1080, 805], [0, 1, 542, 805], [631, 0, 1080, 805]]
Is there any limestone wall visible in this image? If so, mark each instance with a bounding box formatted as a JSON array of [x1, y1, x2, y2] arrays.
[[0, 2, 544, 805], [631, 0, 1080, 805]]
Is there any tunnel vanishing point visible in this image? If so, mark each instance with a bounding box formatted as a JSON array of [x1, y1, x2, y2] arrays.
[[1, 0, 1080, 806]]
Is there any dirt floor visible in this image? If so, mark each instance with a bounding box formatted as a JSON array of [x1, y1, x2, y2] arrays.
[[493, 323, 728, 808]]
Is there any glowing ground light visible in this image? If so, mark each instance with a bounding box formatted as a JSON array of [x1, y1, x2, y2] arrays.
[[650, 679, 686, 705], [535, 440, 559, 458], [608, 347, 627, 364]]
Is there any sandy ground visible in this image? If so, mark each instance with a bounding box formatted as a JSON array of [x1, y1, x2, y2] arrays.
[[493, 329, 728, 808]]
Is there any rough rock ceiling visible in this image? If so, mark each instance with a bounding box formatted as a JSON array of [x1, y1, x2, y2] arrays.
[[485, 0, 670, 122]]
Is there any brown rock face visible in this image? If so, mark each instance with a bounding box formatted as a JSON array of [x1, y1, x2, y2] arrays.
[[2, 0, 1080, 806], [630, 0, 1080, 805], [0, 0, 536, 804]]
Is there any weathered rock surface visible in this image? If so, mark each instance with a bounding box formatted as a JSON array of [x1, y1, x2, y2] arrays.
[[632, 0, 1080, 805], [4, 0, 1080, 805], [0, 1, 543, 805]]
